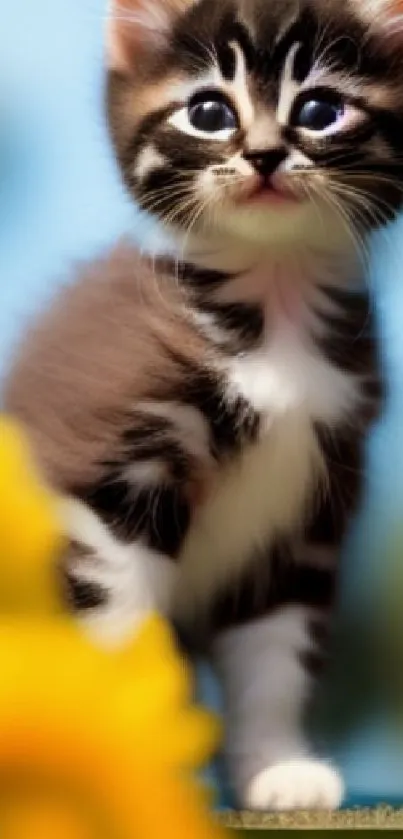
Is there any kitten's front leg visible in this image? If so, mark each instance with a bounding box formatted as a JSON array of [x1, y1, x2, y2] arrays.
[[213, 603, 344, 810], [56, 403, 208, 646], [59, 496, 178, 646]]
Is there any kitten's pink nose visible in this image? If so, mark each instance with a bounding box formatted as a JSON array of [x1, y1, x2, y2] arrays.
[[243, 148, 287, 178]]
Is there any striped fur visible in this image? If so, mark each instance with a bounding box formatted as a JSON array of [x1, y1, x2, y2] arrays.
[[5, 243, 381, 808], [5, 0, 403, 810]]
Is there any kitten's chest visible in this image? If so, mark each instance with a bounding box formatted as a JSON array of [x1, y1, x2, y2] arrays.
[[175, 316, 360, 613]]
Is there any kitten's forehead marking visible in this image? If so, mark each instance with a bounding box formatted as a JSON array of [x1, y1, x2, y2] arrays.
[[228, 40, 255, 127], [165, 38, 254, 130], [277, 42, 302, 125]]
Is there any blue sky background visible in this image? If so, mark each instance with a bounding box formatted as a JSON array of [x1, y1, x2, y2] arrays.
[[2, 0, 403, 805]]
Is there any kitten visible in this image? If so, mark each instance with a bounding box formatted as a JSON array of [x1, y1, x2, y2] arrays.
[[6, 0, 403, 811]]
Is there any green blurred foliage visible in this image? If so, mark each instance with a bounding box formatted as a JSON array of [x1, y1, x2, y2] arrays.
[[311, 528, 403, 745]]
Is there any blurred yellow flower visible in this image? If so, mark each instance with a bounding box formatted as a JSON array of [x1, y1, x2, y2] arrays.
[[0, 616, 223, 839], [0, 418, 63, 614], [0, 418, 225, 839]]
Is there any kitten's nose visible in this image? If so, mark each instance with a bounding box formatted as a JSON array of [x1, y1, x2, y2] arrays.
[[243, 148, 287, 177]]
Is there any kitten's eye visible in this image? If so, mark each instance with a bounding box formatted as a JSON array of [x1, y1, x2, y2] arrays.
[[188, 97, 237, 133], [168, 90, 239, 141], [294, 97, 344, 133]]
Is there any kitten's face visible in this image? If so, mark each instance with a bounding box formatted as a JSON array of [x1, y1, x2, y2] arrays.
[[108, 0, 403, 247]]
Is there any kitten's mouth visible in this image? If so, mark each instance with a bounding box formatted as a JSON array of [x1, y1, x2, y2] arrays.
[[240, 176, 300, 207]]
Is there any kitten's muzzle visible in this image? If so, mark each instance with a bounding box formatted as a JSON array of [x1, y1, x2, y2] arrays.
[[240, 147, 299, 205]]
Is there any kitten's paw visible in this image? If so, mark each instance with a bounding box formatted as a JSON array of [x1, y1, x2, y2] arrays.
[[243, 758, 344, 811]]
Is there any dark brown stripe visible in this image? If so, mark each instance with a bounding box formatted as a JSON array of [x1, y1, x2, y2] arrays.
[[299, 647, 327, 679], [76, 477, 190, 557], [122, 414, 191, 481], [63, 569, 108, 611], [177, 364, 260, 458], [197, 300, 264, 351], [309, 424, 363, 547], [210, 544, 336, 634]]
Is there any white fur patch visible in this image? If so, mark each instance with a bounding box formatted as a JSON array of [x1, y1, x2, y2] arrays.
[[277, 42, 301, 124], [137, 400, 212, 462], [60, 497, 176, 646], [229, 41, 255, 127], [246, 759, 344, 811], [213, 606, 343, 809], [227, 321, 361, 425], [135, 145, 166, 181], [123, 459, 167, 484]]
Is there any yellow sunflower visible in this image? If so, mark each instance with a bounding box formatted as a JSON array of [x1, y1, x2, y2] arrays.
[[0, 419, 225, 839]]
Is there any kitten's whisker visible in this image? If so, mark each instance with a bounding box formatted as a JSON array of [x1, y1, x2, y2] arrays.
[[181, 195, 215, 253], [161, 196, 201, 229], [306, 149, 362, 168], [330, 193, 372, 265], [330, 180, 396, 225], [321, 156, 403, 171], [300, 183, 328, 238], [336, 190, 391, 226], [140, 186, 197, 216], [140, 187, 193, 207], [320, 186, 370, 271]]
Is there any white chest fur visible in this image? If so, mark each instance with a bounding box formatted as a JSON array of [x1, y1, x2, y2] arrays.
[[174, 304, 361, 618]]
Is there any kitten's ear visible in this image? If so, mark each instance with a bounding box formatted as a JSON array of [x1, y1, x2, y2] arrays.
[[351, 0, 403, 38], [107, 0, 192, 72]]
